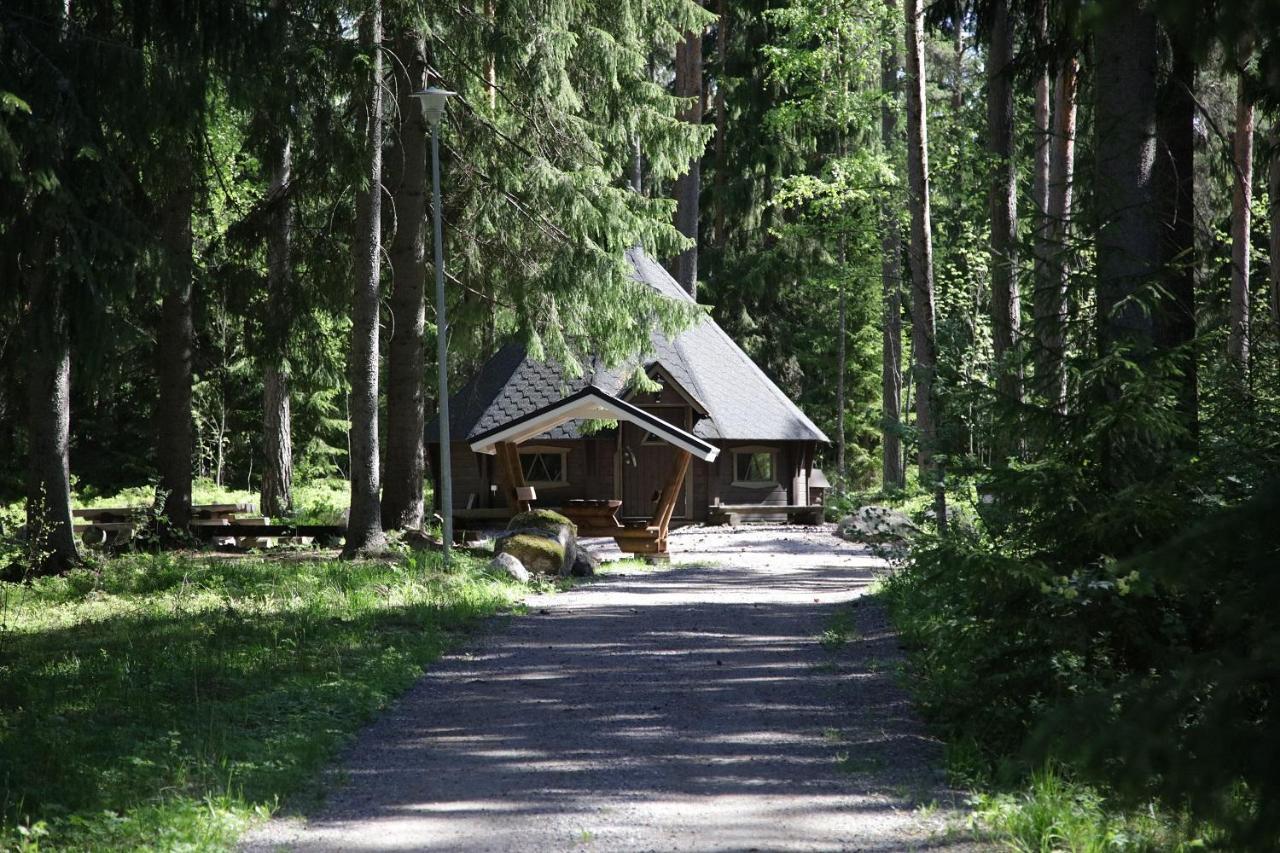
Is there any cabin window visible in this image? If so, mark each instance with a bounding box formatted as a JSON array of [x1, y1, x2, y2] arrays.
[[732, 447, 777, 487], [519, 447, 569, 487]]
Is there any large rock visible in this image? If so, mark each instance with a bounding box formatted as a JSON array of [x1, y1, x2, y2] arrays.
[[496, 532, 566, 574], [569, 547, 598, 578], [496, 509, 579, 575], [836, 505, 919, 547], [489, 551, 530, 583]]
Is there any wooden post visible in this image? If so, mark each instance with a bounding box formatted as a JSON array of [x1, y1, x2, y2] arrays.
[[494, 441, 531, 514], [648, 449, 692, 552]]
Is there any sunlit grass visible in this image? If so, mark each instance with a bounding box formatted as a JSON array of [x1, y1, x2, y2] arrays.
[[0, 549, 521, 850], [969, 766, 1212, 852]]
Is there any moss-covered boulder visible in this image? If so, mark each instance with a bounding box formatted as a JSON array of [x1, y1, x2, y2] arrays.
[[496, 533, 566, 574], [507, 509, 577, 537], [496, 509, 581, 575]]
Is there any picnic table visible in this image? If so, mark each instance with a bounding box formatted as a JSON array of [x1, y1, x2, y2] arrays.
[[559, 499, 624, 538], [72, 502, 278, 546]]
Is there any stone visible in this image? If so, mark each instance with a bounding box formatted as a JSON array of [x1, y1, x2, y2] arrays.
[[507, 509, 577, 537], [568, 547, 598, 577], [489, 551, 530, 583], [499, 508, 579, 575], [496, 531, 566, 574], [836, 505, 919, 546]]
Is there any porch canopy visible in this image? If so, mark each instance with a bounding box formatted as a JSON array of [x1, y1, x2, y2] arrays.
[[467, 386, 718, 554], [468, 386, 719, 461]]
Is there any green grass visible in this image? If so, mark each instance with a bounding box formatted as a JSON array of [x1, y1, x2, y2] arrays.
[[65, 476, 362, 526], [0, 549, 522, 850], [969, 766, 1211, 852], [818, 606, 860, 650]]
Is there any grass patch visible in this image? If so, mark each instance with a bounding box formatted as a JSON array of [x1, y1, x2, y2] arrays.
[[969, 766, 1212, 852], [0, 549, 521, 850], [818, 606, 860, 650]]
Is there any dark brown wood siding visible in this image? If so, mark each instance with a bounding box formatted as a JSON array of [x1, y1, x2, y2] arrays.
[[430, 438, 814, 519]]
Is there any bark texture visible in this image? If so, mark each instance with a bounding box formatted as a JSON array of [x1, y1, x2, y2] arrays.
[[382, 28, 429, 531], [673, 27, 703, 298], [1228, 64, 1254, 373], [343, 2, 388, 557], [880, 0, 904, 490], [904, 0, 946, 530], [1031, 0, 1051, 283], [157, 171, 195, 531], [1155, 29, 1198, 436], [986, 0, 1021, 426], [1270, 128, 1280, 342], [1035, 56, 1078, 413], [1095, 4, 1159, 353], [1094, 0, 1159, 484], [262, 133, 294, 518], [904, 0, 940, 492], [24, 238, 79, 573], [713, 0, 727, 247]]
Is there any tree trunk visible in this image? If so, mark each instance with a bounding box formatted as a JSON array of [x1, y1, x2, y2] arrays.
[[987, 0, 1021, 437], [952, 16, 963, 111], [904, 0, 944, 530], [343, 1, 388, 557], [673, 26, 703, 298], [157, 169, 195, 532], [1270, 126, 1280, 343], [24, 236, 79, 574], [1036, 55, 1077, 414], [382, 29, 429, 531], [713, 0, 727, 248], [1228, 61, 1254, 374], [1029, 0, 1053, 404], [1155, 28, 1198, 438], [261, 132, 294, 518], [1094, 0, 1159, 487], [880, 3, 905, 491], [836, 277, 847, 483]]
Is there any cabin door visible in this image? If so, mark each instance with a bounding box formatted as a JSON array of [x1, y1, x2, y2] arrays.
[[620, 406, 691, 520]]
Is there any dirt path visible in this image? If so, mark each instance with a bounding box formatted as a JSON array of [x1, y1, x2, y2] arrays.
[[242, 526, 973, 852]]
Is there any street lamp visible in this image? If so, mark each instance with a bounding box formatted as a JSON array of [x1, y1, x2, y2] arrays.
[[413, 86, 456, 564]]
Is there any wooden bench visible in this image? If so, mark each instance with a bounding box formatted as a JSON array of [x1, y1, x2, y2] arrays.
[[707, 504, 824, 526]]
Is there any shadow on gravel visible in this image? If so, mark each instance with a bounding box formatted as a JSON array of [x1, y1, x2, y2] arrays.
[[244, 555, 972, 852]]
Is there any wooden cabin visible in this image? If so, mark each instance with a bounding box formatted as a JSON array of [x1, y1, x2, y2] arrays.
[[425, 248, 828, 529]]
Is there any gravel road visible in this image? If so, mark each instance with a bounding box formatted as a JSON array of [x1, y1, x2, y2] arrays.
[[241, 525, 975, 852]]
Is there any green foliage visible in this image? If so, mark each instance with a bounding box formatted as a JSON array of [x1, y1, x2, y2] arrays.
[[970, 765, 1210, 852], [885, 400, 1280, 850], [0, 550, 522, 849]]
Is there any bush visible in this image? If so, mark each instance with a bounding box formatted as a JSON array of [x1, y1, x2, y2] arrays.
[[885, 481, 1280, 848]]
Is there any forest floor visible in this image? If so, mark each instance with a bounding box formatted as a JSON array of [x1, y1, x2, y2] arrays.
[[241, 525, 978, 852]]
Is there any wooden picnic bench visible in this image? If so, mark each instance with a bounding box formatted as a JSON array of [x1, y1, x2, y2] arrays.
[[559, 499, 624, 538], [69, 503, 328, 547]]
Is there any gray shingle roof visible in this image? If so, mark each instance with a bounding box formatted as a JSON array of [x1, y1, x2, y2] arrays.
[[426, 248, 828, 444]]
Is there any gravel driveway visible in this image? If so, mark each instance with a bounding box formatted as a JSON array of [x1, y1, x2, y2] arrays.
[[241, 525, 974, 852]]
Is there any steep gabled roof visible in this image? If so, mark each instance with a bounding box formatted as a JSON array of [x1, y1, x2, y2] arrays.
[[468, 387, 720, 460], [426, 248, 828, 444]]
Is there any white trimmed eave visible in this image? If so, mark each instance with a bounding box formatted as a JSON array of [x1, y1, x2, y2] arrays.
[[469, 388, 719, 462]]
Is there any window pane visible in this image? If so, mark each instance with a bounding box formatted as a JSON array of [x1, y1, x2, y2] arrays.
[[520, 452, 564, 483], [542, 453, 563, 482], [735, 451, 773, 482]]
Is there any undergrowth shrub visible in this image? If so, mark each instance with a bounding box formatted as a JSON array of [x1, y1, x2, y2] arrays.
[[886, 351, 1280, 848]]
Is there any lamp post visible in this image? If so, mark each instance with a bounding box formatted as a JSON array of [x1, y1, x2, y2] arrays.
[[413, 86, 456, 564]]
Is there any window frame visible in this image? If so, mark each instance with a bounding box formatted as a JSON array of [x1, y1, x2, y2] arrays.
[[517, 445, 571, 488], [731, 446, 779, 488]]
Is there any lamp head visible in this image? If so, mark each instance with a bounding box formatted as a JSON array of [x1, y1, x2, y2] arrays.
[[412, 86, 456, 128]]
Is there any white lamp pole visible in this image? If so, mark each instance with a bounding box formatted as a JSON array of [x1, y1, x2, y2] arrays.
[[413, 86, 457, 564]]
